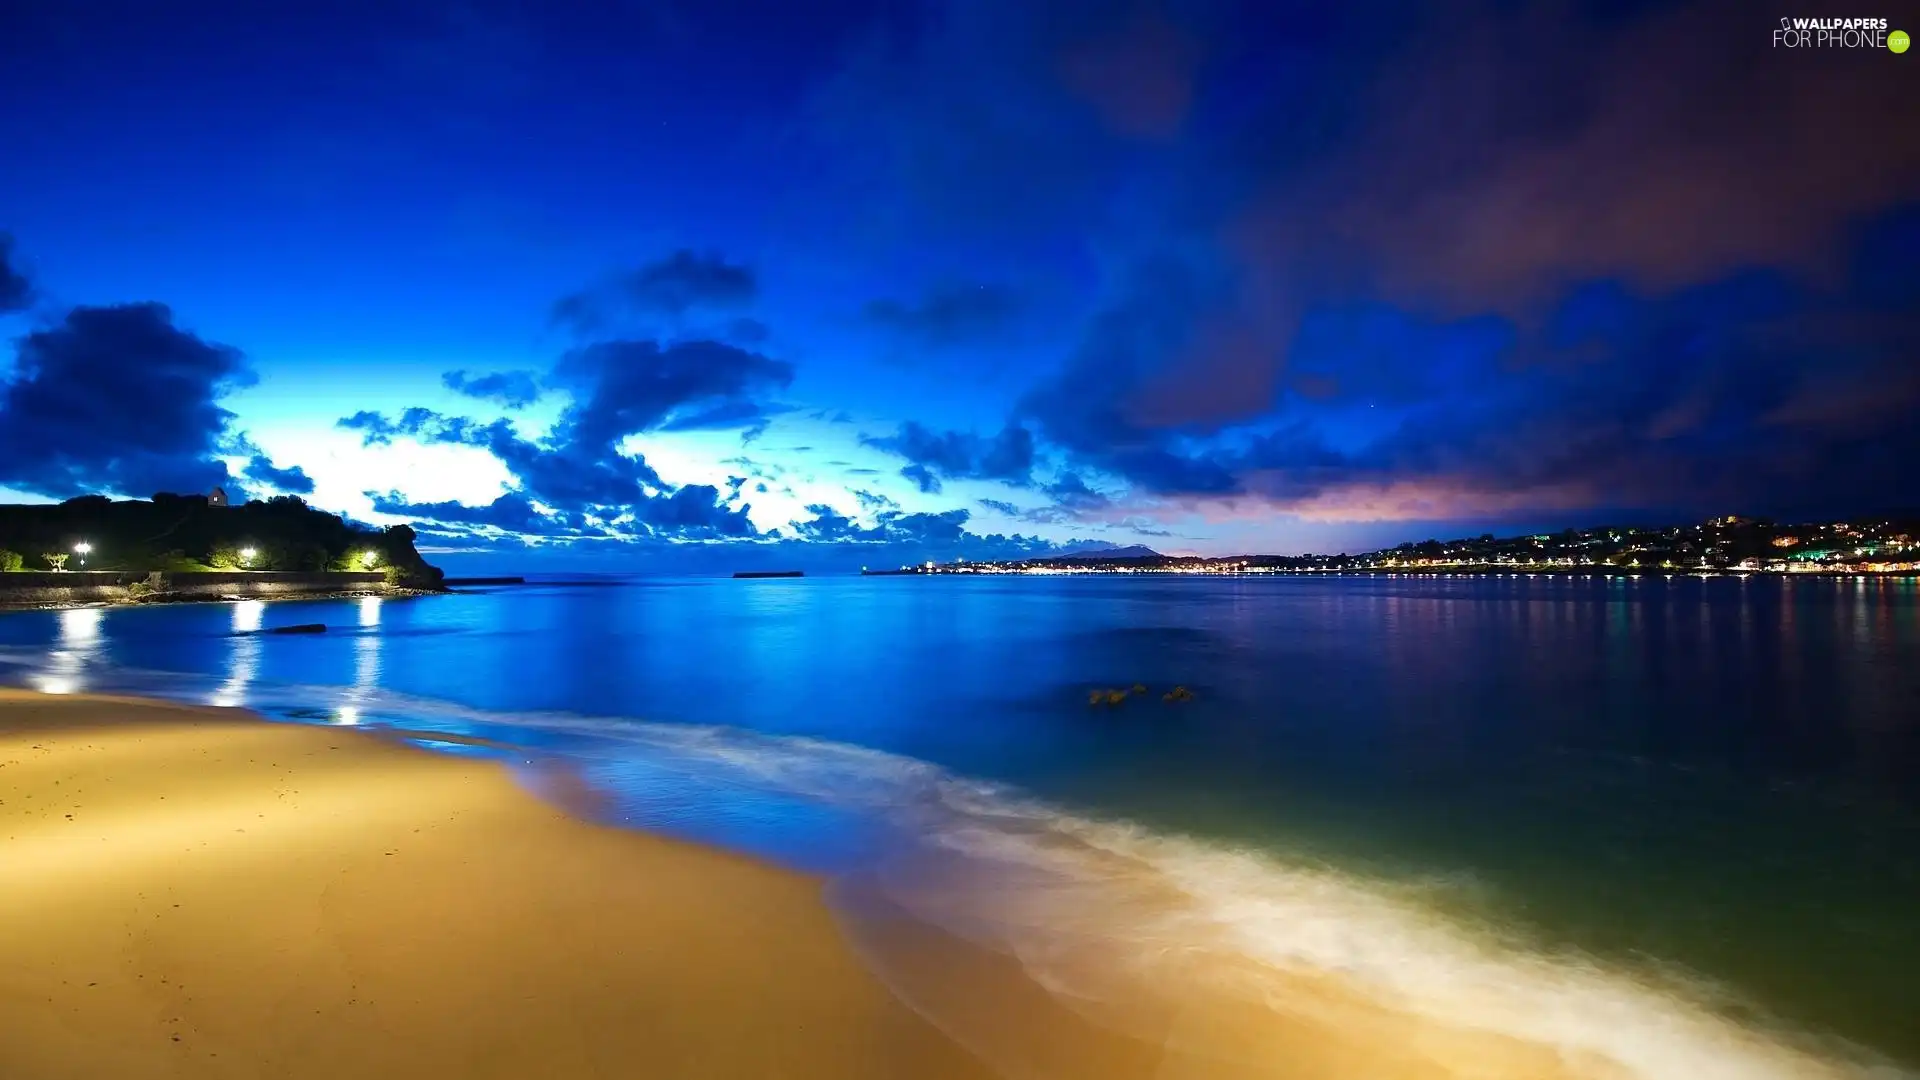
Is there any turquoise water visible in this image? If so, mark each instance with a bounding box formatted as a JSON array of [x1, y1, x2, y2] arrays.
[[2, 574, 1916, 1076]]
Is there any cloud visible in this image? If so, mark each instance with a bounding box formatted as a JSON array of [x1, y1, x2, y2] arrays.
[[552, 250, 758, 333], [369, 491, 575, 536], [552, 338, 792, 441], [973, 472, 1114, 527], [370, 480, 755, 542], [860, 420, 1036, 493], [976, 498, 1022, 517], [344, 335, 792, 521], [1044, 471, 1109, 512], [852, 489, 898, 514], [628, 482, 756, 538], [865, 283, 1025, 349], [0, 233, 31, 313], [244, 457, 314, 495], [0, 303, 254, 498], [443, 368, 541, 408]]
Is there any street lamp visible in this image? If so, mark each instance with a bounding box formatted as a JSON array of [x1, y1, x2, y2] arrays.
[[359, 550, 380, 569], [239, 546, 257, 567], [73, 541, 91, 568]]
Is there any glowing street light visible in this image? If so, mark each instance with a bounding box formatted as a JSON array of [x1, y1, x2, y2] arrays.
[[239, 546, 257, 567], [73, 541, 91, 568], [359, 550, 380, 569]]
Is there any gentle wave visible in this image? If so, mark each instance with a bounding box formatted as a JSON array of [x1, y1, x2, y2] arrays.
[[0, 653, 1906, 1079]]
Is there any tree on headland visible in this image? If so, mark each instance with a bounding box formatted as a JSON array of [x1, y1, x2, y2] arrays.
[[41, 552, 68, 571], [207, 545, 242, 569], [0, 494, 444, 587]]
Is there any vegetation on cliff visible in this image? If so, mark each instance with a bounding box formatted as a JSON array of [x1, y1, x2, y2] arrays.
[[0, 494, 444, 588]]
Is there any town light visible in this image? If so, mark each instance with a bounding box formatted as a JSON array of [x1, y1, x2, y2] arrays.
[[360, 550, 380, 569], [73, 541, 91, 568], [239, 547, 257, 566]]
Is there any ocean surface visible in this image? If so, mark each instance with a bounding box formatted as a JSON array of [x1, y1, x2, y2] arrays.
[[3, 574, 1917, 1077]]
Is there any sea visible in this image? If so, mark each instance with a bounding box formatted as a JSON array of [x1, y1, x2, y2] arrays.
[[2, 573, 1916, 1078]]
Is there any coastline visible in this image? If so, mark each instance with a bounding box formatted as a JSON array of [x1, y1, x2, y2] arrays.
[[0, 587, 446, 612], [2, 688, 1890, 1080], [873, 566, 1920, 579], [0, 689, 994, 1079]]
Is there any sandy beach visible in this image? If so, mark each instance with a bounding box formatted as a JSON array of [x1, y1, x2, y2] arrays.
[[1, 689, 1874, 1080], [0, 689, 998, 1080]]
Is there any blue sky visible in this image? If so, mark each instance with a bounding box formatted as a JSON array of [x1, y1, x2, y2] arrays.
[[2, 0, 1916, 571]]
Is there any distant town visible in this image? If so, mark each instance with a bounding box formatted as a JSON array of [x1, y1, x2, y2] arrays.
[[865, 515, 1920, 577]]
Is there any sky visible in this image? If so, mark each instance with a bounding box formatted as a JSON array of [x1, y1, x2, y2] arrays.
[[1, 0, 1916, 573]]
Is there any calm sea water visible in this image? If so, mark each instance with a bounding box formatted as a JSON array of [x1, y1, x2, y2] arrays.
[[3, 574, 1917, 1076]]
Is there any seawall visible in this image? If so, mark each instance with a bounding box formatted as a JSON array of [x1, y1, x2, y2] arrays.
[[0, 570, 389, 606]]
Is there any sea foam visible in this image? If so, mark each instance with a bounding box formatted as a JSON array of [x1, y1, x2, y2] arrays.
[[0, 652, 1905, 1079]]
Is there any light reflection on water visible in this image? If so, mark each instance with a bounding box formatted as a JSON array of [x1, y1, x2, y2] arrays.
[[0, 575, 1916, 1069], [342, 597, 382, 725], [209, 601, 264, 708], [34, 607, 104, 695]]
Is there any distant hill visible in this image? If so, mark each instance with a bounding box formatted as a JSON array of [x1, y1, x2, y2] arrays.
[[0, 493, 444, 587], [1055, 543, 1163, 561]]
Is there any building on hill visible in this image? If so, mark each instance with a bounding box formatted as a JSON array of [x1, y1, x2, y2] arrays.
[[208, 486, 229, 507]]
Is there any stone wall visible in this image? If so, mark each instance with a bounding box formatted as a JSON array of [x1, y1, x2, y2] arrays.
[[0, 570, 388, 605], [159, 571, 386, 599]]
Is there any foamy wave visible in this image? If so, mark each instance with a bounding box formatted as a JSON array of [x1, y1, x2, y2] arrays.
[[0, 656, 1904, 1078]]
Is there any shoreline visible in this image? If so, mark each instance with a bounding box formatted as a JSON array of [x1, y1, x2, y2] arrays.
[[876, 566, 1920, 579], [0, 689, 999, 1079], [4, 690, 1892, 1079], [0, 586, 447, 613]]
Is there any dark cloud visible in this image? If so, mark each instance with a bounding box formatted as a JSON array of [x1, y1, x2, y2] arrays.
[[1024, 233, 1920, 524], [852, 489, 898, 514], [551, 338, 792, 441], [812, 0, 1917, 532], [341, 331, 795, 538], [793, 505, 968, 545], [443, 368, 541, 409], [345, 335, 792, 524], [809, 409, 856, 424], [369, 491, 576, 536], [338, 407, 438, 447], [727, 317, 772, 345], [214, 431, 316, 498], [1044, 471, 1109, 511], [0, 233, 31, 313], [860, 420, 1036, 493], [0, 303, 253, 498], [369, 480, 754, 541], [628, 482, 756, 538], [340, 408, 669, 512], [552, 251, 758, 333], [974, 473, 1113, 527], [240, 455, 314, 495], [865, 283, 1025, 349]]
